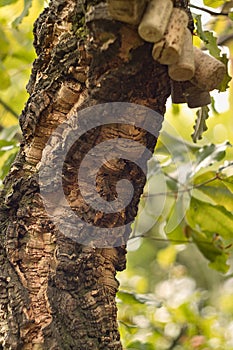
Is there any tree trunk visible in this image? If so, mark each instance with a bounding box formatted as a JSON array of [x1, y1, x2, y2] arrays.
[[0, 0, 191, 348]]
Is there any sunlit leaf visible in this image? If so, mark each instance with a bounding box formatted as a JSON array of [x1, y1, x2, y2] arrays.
[[0, 65, 11, 90], [0, 28, 10, 60], [193, 172, 233, 211], [166, 220, 187, 243], [127, 341, 155, 350], [222, 176, 233, 194], [193, 170, 217, 185], [203, 0, 225, 8], [172, 103, 180, 115], [0, 0, 17, 6], [12, 48, 36, 64], [12, 0, 33, 27], [157, 245, 177, 269], [117, 291, 161, 307], [192, 188, 216, 206], [187, 198, 233, 239]]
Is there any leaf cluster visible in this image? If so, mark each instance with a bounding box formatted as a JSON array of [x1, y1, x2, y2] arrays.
[[182, 1, 233, 141], [134, 132, 233, 273]]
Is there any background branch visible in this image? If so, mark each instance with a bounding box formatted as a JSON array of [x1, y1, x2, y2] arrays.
[[190, 4, 229, 16]]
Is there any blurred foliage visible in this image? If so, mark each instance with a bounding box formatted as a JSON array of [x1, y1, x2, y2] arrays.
[[0, 0, 43, 184], [118, 1, 233, 349], [0, 0, 43, 126], [1, 0, 233, 349], [134, 133, 233, 273]]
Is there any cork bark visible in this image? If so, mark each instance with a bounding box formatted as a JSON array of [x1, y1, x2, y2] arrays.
[[0, 0, 191, 348]]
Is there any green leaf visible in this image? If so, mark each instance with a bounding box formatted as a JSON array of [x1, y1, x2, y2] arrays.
[[193, 142, 229, 174], [194, 16, 232, 92], [228, 12, 233, 21], [0, 139, 16, 149], [192, 106, 210, 143], [218, 54, 232, 92], [0, 139, 17, 149], [117, 291, 162, 308], [0, 64, 11, 90], [0, 125, 20, 141], [0, 28, 10, 60], [193, 185, 233, 211], [203, 0, 225, 8], [194, 171, 218, 184], [222, 176, 233, 194], [166, 221, 187, 243], [157, 131, 199, 163], [165, 176, 178, 192], [157, 245, 177, 268], [210, 96, 220, 115], [202, 31, 221, 58], [187, 198, 233, 240], [193, 172, 233, 211], [192, 188, 216, 206], [209, 254, 230, 273], [0, 0, 18, 6], [127, 341, 155, 350], [0, 150, 18, 180], [172, 103, 180, 115], [195, 15, 221, 58], [165, 193, 190, 237], [12, 0, 32, 27], [191, 229, 229, 273]]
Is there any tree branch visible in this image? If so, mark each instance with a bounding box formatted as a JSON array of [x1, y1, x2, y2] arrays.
[[218, 33, 233, 45], [190, 4, 229, 16]]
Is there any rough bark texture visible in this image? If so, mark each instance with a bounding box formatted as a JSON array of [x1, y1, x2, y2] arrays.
[[0, 0, 191, 349]]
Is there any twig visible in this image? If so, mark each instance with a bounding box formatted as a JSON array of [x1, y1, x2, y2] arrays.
[[190, 4, 229, 16], [143, 174, 219, 198], [129, 234, 215, 246]]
